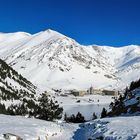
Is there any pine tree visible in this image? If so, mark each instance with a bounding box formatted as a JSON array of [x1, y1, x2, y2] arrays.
[[64, 113, 68, 122], [75, 112, 85, 123], [64, 112, 85, 123], [0, 103, 6, 114], [101, 108, 107, 118], [124, 87, 129, 98], [92, 112, 97, 120], [37, 93, 63, 121], [109, 102, 114, 109], [70, 114, 76, 122]]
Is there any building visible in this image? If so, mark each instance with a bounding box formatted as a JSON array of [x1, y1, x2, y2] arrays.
[[88, 86, 118, 96], [87, 87, 103, 95], [70, 88, 118, 97], [93, 89, 103, 95], [71, 90, 87, 96], [89, 86, 94, 94], [102, 90, 118, 96]]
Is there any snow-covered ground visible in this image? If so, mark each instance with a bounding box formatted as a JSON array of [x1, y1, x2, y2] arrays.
[[55, 94, 113, 120], [1, 115, 140, 140], [75, 116, 140, 140], [0, 115, 78, 140]]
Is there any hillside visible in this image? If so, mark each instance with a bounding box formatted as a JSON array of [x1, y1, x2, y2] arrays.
[[107, 79, 140, 117], [0, 58, 36, 108], [73, 116, 140, 140], [0, 29, 139, 90], [0, 59, 63, 120]]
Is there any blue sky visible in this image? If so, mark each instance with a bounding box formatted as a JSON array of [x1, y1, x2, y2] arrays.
[[0, 0, 140, 46]]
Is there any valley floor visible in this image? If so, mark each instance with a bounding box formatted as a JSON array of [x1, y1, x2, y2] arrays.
[[55, 94, 113, 119], [0, 115, 140, 140]]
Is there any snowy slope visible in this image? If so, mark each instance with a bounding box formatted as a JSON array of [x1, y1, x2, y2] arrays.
[[108, 85, 140, 116], [0, 29, 140, 90], [1, 115, 140, 140], [0, 114, 78, 140], [73, 116, 140, 140], [0, 58, 37, 109]]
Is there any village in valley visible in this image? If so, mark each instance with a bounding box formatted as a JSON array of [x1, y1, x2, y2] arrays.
[[57, 86, 119, 97], [51, 85, 119, 121]]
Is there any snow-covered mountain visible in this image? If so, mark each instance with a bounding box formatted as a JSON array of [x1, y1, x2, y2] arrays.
[[0, 29, 140, 90]]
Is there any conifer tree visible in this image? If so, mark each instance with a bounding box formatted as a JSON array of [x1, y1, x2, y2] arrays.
[[37, 93, 63, 121], [92, 112, 97, 120], [64, 113, 68, 122], [101, 108, 107, 118], [75, 112, 85, 123]]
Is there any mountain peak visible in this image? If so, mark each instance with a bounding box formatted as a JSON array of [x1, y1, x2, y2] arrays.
[[0, 29, 140, 90], [33, 29, 65, 40], [44, 29, 66, 37], [45, 28, 55, 33]]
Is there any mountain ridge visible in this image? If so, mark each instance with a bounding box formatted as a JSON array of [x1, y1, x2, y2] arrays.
[[0, 29, 140, 90], [0, 29, 139, 47]]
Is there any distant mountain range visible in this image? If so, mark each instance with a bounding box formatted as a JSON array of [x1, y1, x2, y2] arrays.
[[0, 29, 140, 90]]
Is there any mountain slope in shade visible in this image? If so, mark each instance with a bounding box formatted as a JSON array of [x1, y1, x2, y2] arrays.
[[0, 29, 140, 90]]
